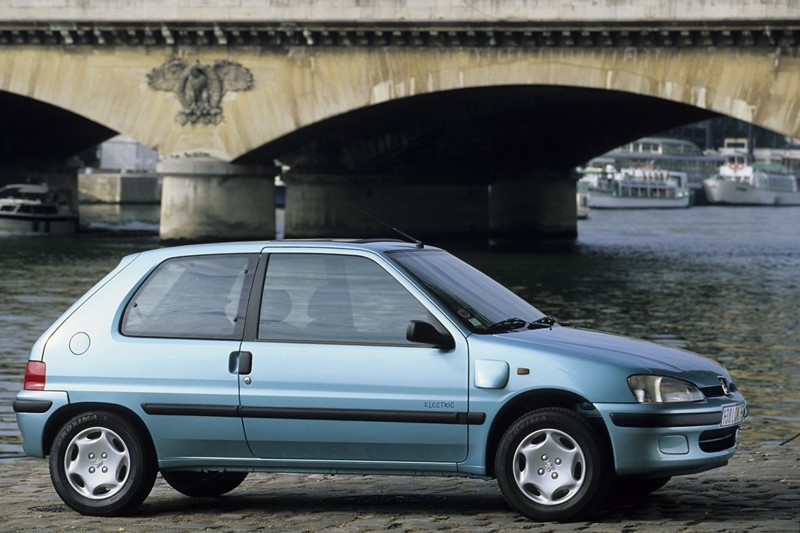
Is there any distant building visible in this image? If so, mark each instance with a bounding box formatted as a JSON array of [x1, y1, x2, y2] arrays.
[[79, 136, 161, 204], [95, 135, 158, 173]]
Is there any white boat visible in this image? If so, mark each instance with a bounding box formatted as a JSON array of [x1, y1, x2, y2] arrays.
[[579, 166, 691, 209], [590, 137, 724, 204], [703, 154, 800, 206], [0, 183, 79, 234]]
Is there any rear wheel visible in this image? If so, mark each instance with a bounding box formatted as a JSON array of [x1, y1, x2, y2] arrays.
[[49, 411, 156, 516], [495, 408, 609, 521], [162, 470, 248, 497]]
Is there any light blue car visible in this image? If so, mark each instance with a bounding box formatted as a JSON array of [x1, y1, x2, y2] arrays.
[[14, 240, 746, 520]]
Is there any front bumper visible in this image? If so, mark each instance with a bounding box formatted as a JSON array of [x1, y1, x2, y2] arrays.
[[596, 396, 747, 477], [13, 390, 70, 458]]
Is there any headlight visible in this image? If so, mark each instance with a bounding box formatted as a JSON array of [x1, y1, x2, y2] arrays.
[[627, 375, 704, 403]]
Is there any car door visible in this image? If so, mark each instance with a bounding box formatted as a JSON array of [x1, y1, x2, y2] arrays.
[[117, 253, 258, 461], [238, 249, 471, 466]]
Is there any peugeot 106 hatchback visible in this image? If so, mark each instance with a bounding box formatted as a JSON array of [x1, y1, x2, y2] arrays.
[[14, 240, 746, 520]]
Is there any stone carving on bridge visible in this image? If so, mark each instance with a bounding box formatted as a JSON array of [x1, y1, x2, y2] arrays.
[[147, 59, 254, 125]]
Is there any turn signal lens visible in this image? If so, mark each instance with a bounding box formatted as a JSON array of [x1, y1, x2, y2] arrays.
[[628, 375, 704, 403], [23, 361, 46, 391]]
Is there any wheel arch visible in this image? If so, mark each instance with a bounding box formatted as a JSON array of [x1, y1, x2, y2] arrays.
[[484, 388, 613, 478], [42, 402, 157, 464]]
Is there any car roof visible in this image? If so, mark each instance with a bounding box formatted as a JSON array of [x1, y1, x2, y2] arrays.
[[128, 239, 439, 262]]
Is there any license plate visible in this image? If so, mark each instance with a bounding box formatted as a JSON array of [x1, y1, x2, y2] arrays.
[[721, 404, 745, 427]]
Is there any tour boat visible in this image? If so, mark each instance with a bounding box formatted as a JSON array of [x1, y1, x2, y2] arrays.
[[703, 154, 800, 206], [579, 166, 691, 209], [0, 183, 79, 234], [589, 137, 723, 204]]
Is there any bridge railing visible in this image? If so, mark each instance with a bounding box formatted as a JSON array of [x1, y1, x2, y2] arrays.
[[0, 0, 797, 24]]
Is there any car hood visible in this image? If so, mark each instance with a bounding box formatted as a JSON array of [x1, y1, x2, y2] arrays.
[[498, 325, 729, 386]]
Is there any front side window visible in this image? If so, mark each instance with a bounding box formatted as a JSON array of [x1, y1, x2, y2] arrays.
[[258, 253, 433, 344], [122, 254, 257, 340], [389, 249, 545, 333]]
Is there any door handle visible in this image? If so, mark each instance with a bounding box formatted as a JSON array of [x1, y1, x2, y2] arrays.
[[229, 351, 253, 375]]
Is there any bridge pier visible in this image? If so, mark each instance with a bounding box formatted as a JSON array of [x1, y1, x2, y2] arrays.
[[283, 174, 488, 242], [489, 172, 577, 249], [158, 156, 275, 242], [282, 173, 577, 246]]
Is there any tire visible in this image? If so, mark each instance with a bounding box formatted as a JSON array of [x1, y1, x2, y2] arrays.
[[162, 470, 248, 497], [49, 411, 157, 516], [495, 407, 609, 521]]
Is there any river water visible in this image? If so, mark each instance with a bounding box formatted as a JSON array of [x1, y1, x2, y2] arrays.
[[1, 204, 798, 459]]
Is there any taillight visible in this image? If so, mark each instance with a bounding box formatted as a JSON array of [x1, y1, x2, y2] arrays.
[[24, 361, 46, 391]]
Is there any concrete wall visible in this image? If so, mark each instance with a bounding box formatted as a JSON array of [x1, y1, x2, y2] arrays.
[[78, 172, 162, 204], [1, 1, 796, 23]]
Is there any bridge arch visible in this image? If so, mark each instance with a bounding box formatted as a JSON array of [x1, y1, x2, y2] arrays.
[[0, 90, 115, 215], [236, 84, 714, 179], [234, 45, 797, 166], [1, 45, 798, 163], [2, 1, 799, 242], [0, 90, 115, 166], [2, 38, 798, 243]]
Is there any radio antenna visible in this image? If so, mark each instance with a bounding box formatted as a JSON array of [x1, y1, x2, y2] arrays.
[[348, 204, 424, 248]]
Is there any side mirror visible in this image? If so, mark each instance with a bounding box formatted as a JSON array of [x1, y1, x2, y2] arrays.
[[406, 320, 455, 351]]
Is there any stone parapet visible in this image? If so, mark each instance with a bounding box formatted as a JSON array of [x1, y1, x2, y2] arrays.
[[0, 0, 796, 24]]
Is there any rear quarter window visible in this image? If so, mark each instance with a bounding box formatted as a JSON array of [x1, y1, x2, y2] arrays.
[[121, 254, 257, 340]]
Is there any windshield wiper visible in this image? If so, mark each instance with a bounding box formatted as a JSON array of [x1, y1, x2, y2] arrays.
[[486, 317, 528, 334], [527, 316, 557, 330]]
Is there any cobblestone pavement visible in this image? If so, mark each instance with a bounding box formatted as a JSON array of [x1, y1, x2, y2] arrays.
[[0, 444, 797, 533]]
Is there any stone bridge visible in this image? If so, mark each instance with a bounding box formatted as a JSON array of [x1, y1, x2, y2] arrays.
[[1, 1, 799, 244]]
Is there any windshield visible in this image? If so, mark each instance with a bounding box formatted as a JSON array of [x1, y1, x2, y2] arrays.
[[389, 249, 546, 333]]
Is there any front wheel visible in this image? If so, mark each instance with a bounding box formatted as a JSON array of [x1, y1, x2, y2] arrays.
[[162, 470, 248, 497], [495, 408, 609, 521], [49, 411, 156, 516]]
